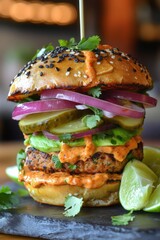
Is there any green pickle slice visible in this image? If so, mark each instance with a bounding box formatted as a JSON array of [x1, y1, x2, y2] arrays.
[[19, 109, 83, 134], [49, 116, 90, 134], [105, 115, 144, 130]]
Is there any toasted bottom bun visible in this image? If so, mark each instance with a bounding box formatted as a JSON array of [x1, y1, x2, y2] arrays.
[[24, 181, 120, 207]]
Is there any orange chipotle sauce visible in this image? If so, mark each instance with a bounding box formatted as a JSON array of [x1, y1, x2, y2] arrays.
[[58, 135, 142, 164], [19, 167, 121, 189]]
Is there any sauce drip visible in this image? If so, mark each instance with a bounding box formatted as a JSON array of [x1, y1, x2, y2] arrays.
[[58, 136, 142, 164], [19, 167, 121, 189]]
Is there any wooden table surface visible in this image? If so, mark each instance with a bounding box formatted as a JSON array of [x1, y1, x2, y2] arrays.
[[0, 140, 160, 239]]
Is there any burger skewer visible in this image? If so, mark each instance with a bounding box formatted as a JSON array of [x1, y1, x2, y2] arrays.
[[79, 0, 85, 39]]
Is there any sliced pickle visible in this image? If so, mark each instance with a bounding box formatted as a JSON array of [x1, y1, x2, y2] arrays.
[[19, 109, 83, 134], [104, 115, 144, 130], [49, 114, 104, 134], [49, 117, 89, 134]]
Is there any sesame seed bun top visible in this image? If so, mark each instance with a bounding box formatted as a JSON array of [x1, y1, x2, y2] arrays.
[[8, 44, 153, 101]]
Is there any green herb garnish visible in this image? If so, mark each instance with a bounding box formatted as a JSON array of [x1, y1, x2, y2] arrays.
[[33, 43, 54, 59], [64, 194, 83, 217], [77, 35, 101, 50], [68, 164, 77, 171], [87, 106, 103, 117], [52, 156, 62, 169], [59, 35, 101, 50], [16, 149, 26, 171], [59, 38, 77, 48], [82, 114, 101, 129], [111, 210, 135, 226], [88, 86, 102, 98], [0, 186, 19, 210]]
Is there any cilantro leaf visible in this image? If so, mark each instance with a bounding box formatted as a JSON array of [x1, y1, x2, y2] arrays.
[[58, 38, 77, 48], [77, 35, 101, 50], [88, 86, 102, 98], [111, 211, 135, 226], [64, 194, 83, 217], [32, 43, 54, 59], [52, 156, 62, 169], [68, 164, 77, 171], [82, 114, 101, 129], [0, 186, 19, 210], [32, 35, 100, 61], [58, 35, 100, 50], [16, 149, 26, 171], [87, 106, 103, 117]]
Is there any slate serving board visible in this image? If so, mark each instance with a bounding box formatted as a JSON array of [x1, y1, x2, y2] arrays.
[[0, 183, 160, 240]]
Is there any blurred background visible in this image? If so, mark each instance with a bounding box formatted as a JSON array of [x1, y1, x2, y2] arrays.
[[0, 0, 159, 142]]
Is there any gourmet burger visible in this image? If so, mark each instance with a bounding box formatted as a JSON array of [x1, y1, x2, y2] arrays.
[[8, 36, 157, 207]]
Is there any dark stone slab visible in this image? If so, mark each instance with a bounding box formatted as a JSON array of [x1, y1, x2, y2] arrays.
[[0, 183, 160, 240]]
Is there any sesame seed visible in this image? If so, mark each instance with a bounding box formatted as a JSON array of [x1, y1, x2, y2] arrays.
[[39, 65, 44, 68], [49, 63, 54, 68], [109, 61, 114, 64], [79, 54, 84, 57], [98, 56, 103, 61], [40, 72, 43, 76], [111, 55, 115, 59], [45, 65, 49, 68], [57, 59, 63, 63], [74, 73, 78, 77], [26, 71, 31, 77], [83, 74, 87, 78], [79, 59, 85, 63], [121, 52, 126, 57], [51, 53, 57, 58], [70, 51, 75, 55], [133, 68, 137, 72], [100, 51, 105, 54], [65, 71, 70, 76], [97, 62, 101, 65], [67, 67, 72, 71], [55, 67, 60, 71], [77, 71, 82, 77], [74, 58, 79, 63]]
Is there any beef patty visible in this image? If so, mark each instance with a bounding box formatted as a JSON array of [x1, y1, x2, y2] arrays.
[[25, 142, 143, 174]]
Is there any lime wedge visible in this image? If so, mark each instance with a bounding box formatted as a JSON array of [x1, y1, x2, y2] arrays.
[[5, 165, 22, 185], [119, 159, 158, 211], [143, 146, 160, 177], [144, 184, 160, 212]]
